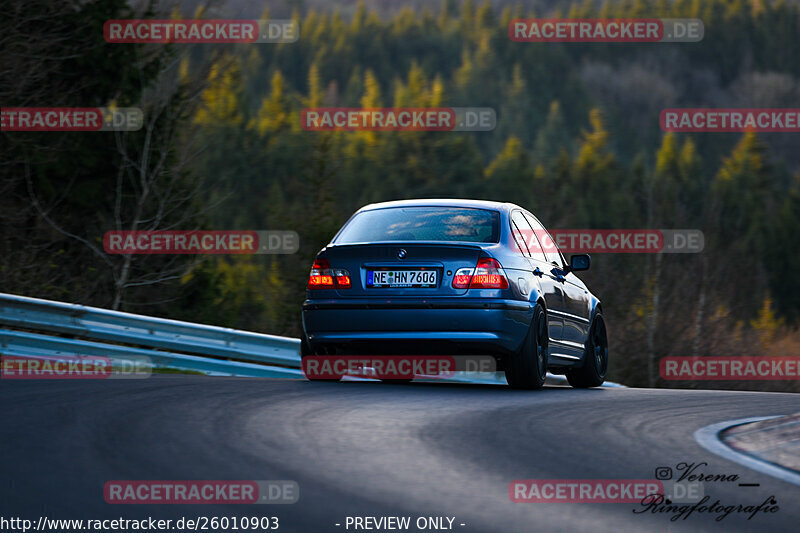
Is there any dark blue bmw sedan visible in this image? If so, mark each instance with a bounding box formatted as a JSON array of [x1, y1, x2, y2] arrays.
[[301, 199, 608, 389]]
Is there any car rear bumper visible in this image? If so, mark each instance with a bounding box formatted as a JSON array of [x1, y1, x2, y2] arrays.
[[302, 298, 533, 355]]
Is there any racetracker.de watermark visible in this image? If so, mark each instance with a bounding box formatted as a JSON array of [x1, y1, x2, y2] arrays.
[[1, 355, 151, 379], [300, 108, 496, 131], [660, 356, 800, 380], [1, 108, 143, 132], [104, 20, 298, 43], [301, 355, 496, 380], [661, 109, 800, 132], [510, 480, 664, 503], [509, 19, 703, 42], [512, 229, 704, 254], [104, 481, 298, 504], [103, 231, 299, 255]]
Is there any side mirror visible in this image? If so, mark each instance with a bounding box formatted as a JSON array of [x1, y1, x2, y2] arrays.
[[568, 254, 591, 272]]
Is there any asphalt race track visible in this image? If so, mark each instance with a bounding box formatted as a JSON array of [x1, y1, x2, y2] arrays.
[[2, 377, 799, 532]]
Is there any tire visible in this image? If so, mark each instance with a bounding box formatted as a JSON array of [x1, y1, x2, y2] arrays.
[[505, 303, 548, 390], [566, 314, 608, 388], [300, 337, 342, 382]]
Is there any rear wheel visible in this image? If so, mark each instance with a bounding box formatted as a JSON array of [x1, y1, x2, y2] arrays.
[[505, 304, 548, 390], [566, 314, 608, 388], [300, 337, 342, 382]]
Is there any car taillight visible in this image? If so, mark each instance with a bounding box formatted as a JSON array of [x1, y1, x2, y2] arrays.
[[452, 269, 473, 288], [452, 258, 509, 289], [308, 259, 333, 289], [307, 258, 351, 289], [334, 269, 351, 289]]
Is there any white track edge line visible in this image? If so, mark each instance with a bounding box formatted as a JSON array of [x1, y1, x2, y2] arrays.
[[694, 416, 800, 487]]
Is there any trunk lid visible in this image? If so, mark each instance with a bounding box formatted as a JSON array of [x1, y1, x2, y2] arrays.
[[320, 242, 484, 297]]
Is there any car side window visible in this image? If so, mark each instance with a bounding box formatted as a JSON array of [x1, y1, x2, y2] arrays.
[[510, 212, 531, 257], [523, 211, 563, 267], [512, 210, 547, 262]]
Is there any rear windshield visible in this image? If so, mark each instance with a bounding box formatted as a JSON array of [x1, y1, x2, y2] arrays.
[[334, 207, 500, 244]]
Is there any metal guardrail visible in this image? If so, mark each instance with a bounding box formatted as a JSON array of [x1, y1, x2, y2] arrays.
[[0, 293, 300, 373], [0, 292, 623, 386], [0, 329, 302, 378]]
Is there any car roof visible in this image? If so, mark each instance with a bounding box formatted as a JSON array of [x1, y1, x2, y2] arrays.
[[357, 199, 520, 213]]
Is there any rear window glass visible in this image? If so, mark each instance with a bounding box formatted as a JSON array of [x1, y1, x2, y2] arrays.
[[334, 207, 500, 244]]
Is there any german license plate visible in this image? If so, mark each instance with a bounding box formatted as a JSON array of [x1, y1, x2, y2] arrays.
[[367, 269, 437, 288]]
